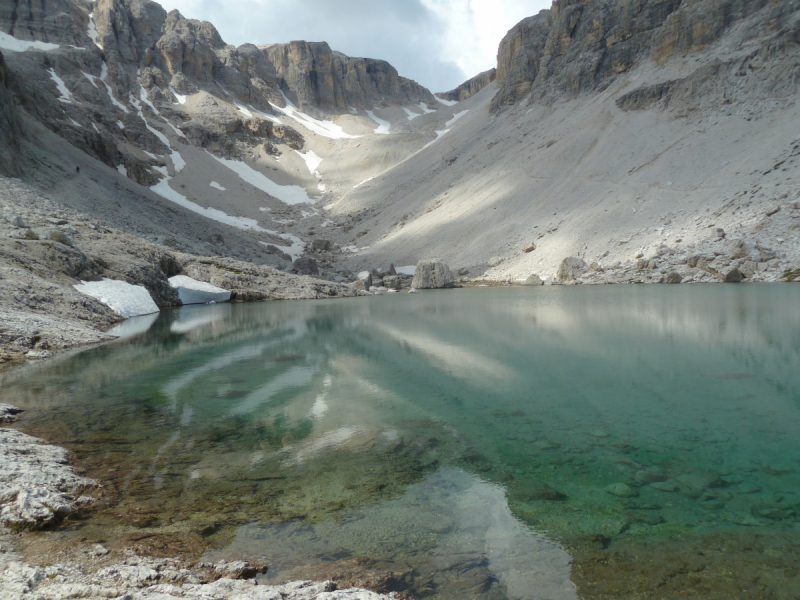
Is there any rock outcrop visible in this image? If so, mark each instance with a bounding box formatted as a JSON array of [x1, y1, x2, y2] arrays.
[[437, 68, 496, 102], [411, 259, 454, 289], [491, 0, 800, 111]]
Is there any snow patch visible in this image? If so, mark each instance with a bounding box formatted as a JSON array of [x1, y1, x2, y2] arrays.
[[168, 86, 187, 104], [235, 103, 253, 118], [87, 12, 102, 49], [296, 150, 323, 178], [169, 275, 231, 305], [417, 102, 436, 114], [117, 120, 124, 129], [209, 153, 314, 205], [98, 63, 129, 113], [48, 69, 73, 103], [270, 92, 359, 140], [423, 129, 450, 150], [0, 32, 60, 52], [366, 110, 390, 135], [81, 71, 98, 88], [403, 107, 422, 121], [446, 109, 470, 127], [150, 178, 267, 231], [70, 118, 82, 128], [437, 97, 458, 107], [117, 164, 127, 177], [259, 231, 305, 261], [209, 181, 226, 191], [74, 279, 159, 318], [354, 176, 374, 189]]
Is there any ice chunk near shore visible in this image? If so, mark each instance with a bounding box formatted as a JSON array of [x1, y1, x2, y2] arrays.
[[73, 279, 159, 318], [169, 275, 231, 305]]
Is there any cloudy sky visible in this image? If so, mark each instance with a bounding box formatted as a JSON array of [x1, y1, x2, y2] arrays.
[[154, 0, 551, 92]]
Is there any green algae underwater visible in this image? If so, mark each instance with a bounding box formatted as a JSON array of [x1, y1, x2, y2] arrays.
[[3, 285, 800, 599]]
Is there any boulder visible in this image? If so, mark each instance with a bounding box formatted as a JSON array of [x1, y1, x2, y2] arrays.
[[523, 274, 544, 286], [386, 263, 397, 276], [311, 239, 332, 252], [357, 271, 373, 289], [557, 257, 588, 282], [47, 230, 73, 247], [411, 259, 454, 289], [168, 275, 231, 305], [350, 280, 367, 292], [715, 228, 726, 239], [5, 214, 25, 228], [292, 257, 319, 276], [523, 243, 536, 253], [664, 272, 682, 284], [728, 239, 751, 260], [457, 267, 470, 276], [724, 268, 743, 283], [741, 261, 757, 278]]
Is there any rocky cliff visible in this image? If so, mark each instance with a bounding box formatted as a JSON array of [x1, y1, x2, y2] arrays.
[[436, 68, 496, 102], [491, 0, 800, 110], [0, 49, 21, 176]]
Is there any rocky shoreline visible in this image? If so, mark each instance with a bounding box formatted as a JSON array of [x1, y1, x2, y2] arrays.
[[0, 405, 393, 600]]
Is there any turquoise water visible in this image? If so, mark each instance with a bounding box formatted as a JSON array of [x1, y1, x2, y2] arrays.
[[3, 285, 800, 599]]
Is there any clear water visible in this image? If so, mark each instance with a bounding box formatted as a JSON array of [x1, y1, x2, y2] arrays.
[[3, 286, 800, 599]]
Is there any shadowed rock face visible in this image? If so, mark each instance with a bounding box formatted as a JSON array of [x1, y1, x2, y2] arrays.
[[0, 50, 21, 176], [491, 0, 795, 111], [437, 68, 496, 102]]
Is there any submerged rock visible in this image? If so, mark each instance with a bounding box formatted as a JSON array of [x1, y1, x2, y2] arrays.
[[169, 275, 231, 305], [411, 259, 454, 289], [605, 483, 639, 498], [0, 404, 23, 424]]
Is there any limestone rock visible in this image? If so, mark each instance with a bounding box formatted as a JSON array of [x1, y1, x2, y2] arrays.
[[411, 259, 454, 289], [437, 68, 497, 103], [357, 271, 373, 289], [0, 429, 96, 529], [523, 242, 537, 253], [168, 275, 230, 305], [523, 274, 544, 286], [664, 271, 682, 284], [557, 257, 588, 282]]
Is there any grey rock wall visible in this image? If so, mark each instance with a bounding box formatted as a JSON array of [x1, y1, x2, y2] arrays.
[[436, 68, 496, 102]]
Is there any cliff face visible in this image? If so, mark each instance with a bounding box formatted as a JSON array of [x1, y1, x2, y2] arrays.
[[436, 68, 497, 102], [87, 0, 434, 115], [491, 0, 799, 111], [0, 49, 21, 176]]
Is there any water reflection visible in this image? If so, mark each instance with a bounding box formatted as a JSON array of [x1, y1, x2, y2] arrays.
[[1, 286, 799, 599], [207, 468, 578, 600]]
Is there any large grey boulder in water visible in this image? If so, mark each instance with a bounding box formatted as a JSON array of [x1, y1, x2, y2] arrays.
[[411, 259, 454, 289], [557, 257, 588, 282]]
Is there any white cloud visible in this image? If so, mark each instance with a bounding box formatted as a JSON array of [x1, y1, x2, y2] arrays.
[[154, 0, 551, 91]]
